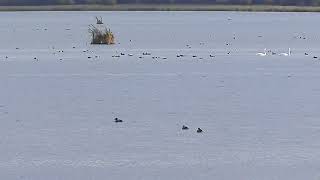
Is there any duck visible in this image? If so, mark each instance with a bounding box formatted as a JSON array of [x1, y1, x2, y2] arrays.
[[197, 128, 203, 133], [182, 125, 189, 130], [143, 52, 151, 56], [114, 118, 123, 123]]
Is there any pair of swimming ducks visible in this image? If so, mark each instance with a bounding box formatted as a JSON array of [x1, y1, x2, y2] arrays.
[[182, 125, 203, 133]]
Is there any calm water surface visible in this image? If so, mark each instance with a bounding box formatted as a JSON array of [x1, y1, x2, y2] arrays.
[[0, 12, 320, 180]]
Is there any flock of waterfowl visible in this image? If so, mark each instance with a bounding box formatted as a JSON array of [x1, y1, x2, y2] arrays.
[[256, 48, 291, 57], [1, 29, 318, 61], [1, 15, 317, 62], [3, 46, 317, 61], [256, 47, 319, 59]]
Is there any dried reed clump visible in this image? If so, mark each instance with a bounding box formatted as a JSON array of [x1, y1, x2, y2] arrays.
[[89, 24, 115, 45]]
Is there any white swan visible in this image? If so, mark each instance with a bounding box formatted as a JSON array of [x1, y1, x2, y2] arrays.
[[279, 48, 291, 56], [256, 48, 267, 56]]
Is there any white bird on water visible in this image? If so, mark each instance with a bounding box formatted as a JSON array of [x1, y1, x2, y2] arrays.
[[256, 48, 267, 56], [279, 48, 291, 56]]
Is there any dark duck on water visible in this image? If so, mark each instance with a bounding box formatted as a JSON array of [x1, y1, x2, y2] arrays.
[[114, 118, 123, 123]]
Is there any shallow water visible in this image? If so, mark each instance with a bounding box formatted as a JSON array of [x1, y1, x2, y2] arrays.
[[1, 11, 320, 180]]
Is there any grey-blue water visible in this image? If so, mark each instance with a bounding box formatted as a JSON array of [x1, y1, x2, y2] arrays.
[[1, 12, 320, 180], [0, 11, 320, 52]]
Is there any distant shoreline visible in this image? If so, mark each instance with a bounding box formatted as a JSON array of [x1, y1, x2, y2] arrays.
[[0, 4, 320, 12]]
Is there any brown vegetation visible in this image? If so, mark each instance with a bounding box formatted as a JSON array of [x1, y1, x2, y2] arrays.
[[89, 24, 115, 45]]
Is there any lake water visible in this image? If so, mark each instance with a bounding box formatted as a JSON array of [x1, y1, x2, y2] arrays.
[[1, 11, 320, 180]]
